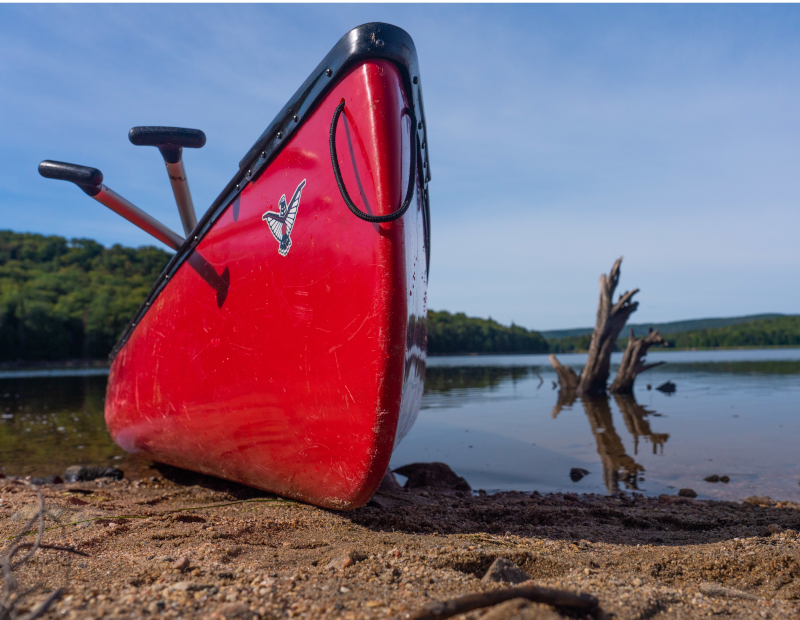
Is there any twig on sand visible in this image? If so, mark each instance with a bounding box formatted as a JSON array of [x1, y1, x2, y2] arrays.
[[13, 543, 89, 558], [0, 481, 67, 620], [18, 587, 64, 620], [404, 584, 600, 620]]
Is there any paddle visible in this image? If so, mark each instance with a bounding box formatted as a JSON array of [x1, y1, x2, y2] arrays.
[[128, 127, 206, 237], [38, 160, 185, 251]]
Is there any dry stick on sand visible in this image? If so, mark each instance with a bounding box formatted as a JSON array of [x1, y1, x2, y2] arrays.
[[405, 584, 600, 620], [0, 481, 86, 620], [1, 481, 55, 620]]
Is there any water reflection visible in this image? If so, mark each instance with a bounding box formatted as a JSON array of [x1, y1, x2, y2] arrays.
[[551, 388, 669, 493], [415, 352, 800, 501], [0, 375, 125, 477], [424, 366, 537, 393]]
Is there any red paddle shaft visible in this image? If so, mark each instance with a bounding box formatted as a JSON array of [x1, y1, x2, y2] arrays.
[[93, 185, 184, 250], [37, 160, 185, 251]]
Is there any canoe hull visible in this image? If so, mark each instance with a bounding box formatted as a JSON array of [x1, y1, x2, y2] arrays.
[[105, 53, 428, 509]]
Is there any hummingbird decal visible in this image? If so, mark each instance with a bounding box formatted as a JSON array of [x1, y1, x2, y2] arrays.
[[262, 179, 306, 257]]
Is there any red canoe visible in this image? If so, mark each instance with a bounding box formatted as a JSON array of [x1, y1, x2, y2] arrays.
[[104, 23, 430, 509]]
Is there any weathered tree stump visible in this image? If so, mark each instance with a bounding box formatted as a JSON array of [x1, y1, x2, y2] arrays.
[[550, 257, 652, 396], [577, 257, 640, 395], [609, 328, 665, 394]]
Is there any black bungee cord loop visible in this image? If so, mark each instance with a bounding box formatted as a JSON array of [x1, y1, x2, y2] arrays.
[[329, 100, 417, 223]]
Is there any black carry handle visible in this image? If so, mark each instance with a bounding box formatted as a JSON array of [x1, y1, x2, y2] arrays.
[[128, 127, 206, 164], [38, 160, 103, 196], [329, 101, 417, 224]]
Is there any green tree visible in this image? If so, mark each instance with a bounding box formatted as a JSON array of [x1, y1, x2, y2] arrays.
[[0, 231, 171, 362], [427, 310, 548, 355]]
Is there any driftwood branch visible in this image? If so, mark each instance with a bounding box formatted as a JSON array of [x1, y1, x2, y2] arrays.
[[609, 328, 665, 394], [579, 257, 639, 395], [550, 257, 650, 396], [405, 584, 600, 620], [548, 354, 579, 391]]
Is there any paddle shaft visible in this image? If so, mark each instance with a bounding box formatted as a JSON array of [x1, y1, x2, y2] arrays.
[[165, 159, 198, 237], [94, 185, 185, 251]]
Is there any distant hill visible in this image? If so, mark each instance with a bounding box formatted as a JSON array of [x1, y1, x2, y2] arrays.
[[427, 310, 548, 355], [664, 315, 800, 349], [548, 314, 800, 353], [542, 313, 787, 340]]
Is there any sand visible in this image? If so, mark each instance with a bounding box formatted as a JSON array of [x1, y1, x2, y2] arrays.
[[1, 461, 800, 620]]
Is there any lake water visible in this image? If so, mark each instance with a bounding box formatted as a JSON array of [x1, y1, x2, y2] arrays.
[[2, 349, 799, 502]]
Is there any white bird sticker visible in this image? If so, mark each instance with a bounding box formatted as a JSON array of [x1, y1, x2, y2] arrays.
[[262, 179, 306, 256]]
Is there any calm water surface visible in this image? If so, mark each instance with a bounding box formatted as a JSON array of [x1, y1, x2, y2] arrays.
[[390, 349, 800, 502], [2, 349, 799, 501]]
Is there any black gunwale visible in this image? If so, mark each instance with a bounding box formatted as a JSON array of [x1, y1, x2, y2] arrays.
[[110, 22, 430, 360]]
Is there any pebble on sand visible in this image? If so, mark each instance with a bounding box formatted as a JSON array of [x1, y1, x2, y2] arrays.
[[678, 488, 697, 498], [172, 557, 190, 572], [325, 550, 365, 570], [64, 465, 124, 483], [481, 558, 530, 585], [392, 462, 471, 492]]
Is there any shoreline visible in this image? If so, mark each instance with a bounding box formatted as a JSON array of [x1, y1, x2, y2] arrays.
[[0, 358, 110, 372], [4, 345, 800, 370]]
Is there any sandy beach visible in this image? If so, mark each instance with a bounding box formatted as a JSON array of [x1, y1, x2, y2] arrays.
[[2, 459, 799, 620]]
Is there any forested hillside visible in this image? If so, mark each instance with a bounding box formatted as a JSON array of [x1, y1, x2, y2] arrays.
[[665, 315, 800, 349], [0, 231, 171, 361], [541, 313, 785, 340], [3, 230, 795, 362], [548, 315, 800, 353], [426, 310, 549, 355]]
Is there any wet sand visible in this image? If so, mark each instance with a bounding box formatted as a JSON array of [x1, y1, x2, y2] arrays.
[[2, 461, 800, 620]]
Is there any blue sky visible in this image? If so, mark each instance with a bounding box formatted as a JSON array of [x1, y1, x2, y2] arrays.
[[2, 4, 800, 330]]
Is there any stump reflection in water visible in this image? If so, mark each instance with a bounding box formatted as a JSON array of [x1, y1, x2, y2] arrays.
[[552, 389, 669, 493]]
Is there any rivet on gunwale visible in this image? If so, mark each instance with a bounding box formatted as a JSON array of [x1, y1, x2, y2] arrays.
[[247, 170, 252, 176], [260, 151, 266, 159], [293, 115, 299, 123], [277, 132, 283, 140], [413, 76, 419, 84], [418, 122, 423, 130], [325, 68, 333, 77]]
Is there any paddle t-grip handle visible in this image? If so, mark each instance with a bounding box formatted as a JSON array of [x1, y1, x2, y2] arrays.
[[129, 126, 206, 236], [38, 160, 103, 196], [128, 127, 206, 164]]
